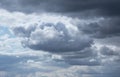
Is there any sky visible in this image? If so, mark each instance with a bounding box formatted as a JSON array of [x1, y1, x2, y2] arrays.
[[0, 0, 120, 77]]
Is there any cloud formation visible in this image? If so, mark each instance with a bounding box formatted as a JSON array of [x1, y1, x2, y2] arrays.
[[0, 0, 120, 17], [0, 0, 120, 76], [12, 15, 93, 53], [78, 17, 120, 38]]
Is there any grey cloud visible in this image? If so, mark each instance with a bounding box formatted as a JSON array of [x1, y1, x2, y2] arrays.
[[1, 65, 120, 77], [99, 64, 120, 77], [96, 36, 120, 47], [64, 58, 100, 66], [98, 18, 120, 38], [13, 22, 93, 53], [12, 20, 100, 66], [0, 53, 71, 77], [100, 46, 118, 56], [60, 46, 120, 66], [0, 0, 120, 16], [61, 47, 100, 66], [0, 0, 120, 76], [0, 53, 69, 74], [62, 48, 95, 59], [0, 54, 38, 71], [78, 17, 120, 38], [13, 26, 36, 37], [12, 16, 120, 66]]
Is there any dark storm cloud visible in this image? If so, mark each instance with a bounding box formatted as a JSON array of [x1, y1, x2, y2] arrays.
[[78, 17, 120, 38], [0, 0, 120, 16]]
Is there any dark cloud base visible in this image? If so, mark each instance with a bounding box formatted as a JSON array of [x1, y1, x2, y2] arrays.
[[0, 0, 120, 17]]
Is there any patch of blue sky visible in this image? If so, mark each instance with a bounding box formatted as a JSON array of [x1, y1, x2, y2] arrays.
[[0, 25, 15, 38], [0, 25, 26, 53]]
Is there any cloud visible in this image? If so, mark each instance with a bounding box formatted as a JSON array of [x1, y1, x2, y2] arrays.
[[1, 10, 118, 66], [13, 26, 36, 37], [12, 15, 93, 53], [61, 47, 100, 66], [95, 36, 120, 48], [0, 0, 120, 17], [0, 47, 70, 75], [78, 17, 120, 38], [0, 8, 120, 77], [0, 10, 96, 66], [1, 65, 120, 77], [100, 46, 118, 56]]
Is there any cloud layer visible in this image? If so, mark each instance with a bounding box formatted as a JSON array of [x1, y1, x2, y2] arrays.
[[0, 0, 120, 76], [0, 0, 120, 17]]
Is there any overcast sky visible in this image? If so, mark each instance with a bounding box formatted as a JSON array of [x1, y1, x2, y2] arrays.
[[0, 0, 120, 77]]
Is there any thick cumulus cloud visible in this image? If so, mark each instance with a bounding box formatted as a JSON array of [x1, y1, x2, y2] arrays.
[[0, 9, 97, 66], [7, 12, 105, 66], [1, 10, 117, 66], [11, 13, 120, 66], [13, 16, 93, 53]]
